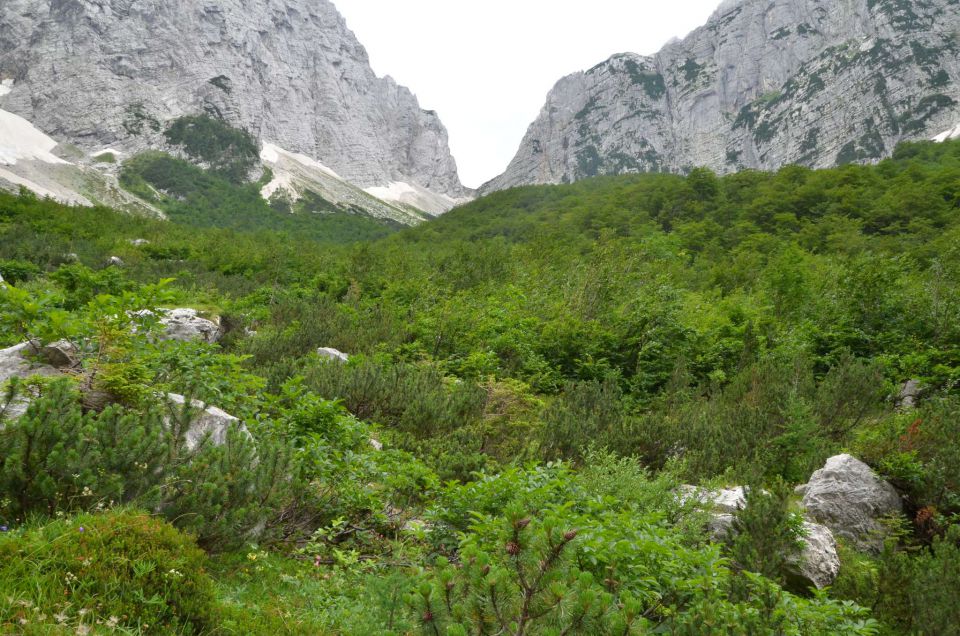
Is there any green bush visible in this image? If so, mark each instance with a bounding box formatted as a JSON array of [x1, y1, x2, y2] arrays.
[[0, 381, 294, 552], [0, 509, 220, 633]]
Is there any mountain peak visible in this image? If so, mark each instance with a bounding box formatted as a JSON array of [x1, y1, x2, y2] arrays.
[[483, 0, 960, 193]]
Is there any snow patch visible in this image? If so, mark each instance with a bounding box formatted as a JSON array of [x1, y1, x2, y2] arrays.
[[932, 122, 960, 143], [0, 108, 68, 166], [260, 143, 342, 179], [0, 80, 12, 97], [93, 148, 124, 157]]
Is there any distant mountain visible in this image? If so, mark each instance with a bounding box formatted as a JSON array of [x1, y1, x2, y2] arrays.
[[0, 0, 472, 221], [484, 0, 960, 193]]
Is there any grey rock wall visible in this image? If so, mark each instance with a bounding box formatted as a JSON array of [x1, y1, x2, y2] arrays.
[[485, 0, 960, 192], [0, 0, 468, 201]]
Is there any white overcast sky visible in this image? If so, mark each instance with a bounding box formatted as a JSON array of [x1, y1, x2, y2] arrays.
[[335, 0, 723, 188]]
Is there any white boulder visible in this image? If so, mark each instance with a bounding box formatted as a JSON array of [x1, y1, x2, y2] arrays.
[[164, 393, 250, 451], [801, 454, 903, 551], [789, 521, 842, 590], [317, 347, 349, 362]]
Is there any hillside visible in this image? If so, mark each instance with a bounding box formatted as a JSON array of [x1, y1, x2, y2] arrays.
[[0, 138, 958, 633], [486, 0, 960, 192]]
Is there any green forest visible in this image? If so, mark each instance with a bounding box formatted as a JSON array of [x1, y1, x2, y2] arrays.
[[2, 137, 960, 634]]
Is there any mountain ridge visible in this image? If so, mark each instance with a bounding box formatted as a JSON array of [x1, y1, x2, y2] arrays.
[[0, 0, 471, 219], [483, 0, 960, 193]]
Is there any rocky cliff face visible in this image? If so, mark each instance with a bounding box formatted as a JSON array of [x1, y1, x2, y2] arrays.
[[485, 0, 960, 192], [0, 0, 469, 207]]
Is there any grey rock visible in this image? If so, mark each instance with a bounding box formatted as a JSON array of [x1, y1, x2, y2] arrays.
[[107, 256, 124, 267], [678, 485, 748, 513], [158, 309, 221, 344], [704, 508, 840, 589], [801, 454, 903, 551], [317, 347, 350, 362], [707, 512, 736, 540], [789, 521, 842, 590], [164, 392, 250, 452], [897, 379, 921, 409], [486, 0, 960, 193], [369, 438, 383, 451], [40, 339, 80, 369], [0, 0, 468, 207], [0, 341, 63, 421], [129, 239, 150, 247]]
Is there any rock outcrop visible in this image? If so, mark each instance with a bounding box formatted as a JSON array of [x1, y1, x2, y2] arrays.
[[0, 0, 469, 211], [800, 454, 903, 551], [485, 0, 960, 192]]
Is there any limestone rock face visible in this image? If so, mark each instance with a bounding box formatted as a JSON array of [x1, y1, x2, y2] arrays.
[[801, 454, 903, 551], [0, 0, 468, 203], [485, 0, 960, 192]]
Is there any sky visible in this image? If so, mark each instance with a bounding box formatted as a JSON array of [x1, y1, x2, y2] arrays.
[[335, 0, 723, 188]]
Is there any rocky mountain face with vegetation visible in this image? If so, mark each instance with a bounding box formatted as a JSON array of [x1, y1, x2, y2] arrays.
[[0, 0, 469, 216], [485, 0, 960, 192]]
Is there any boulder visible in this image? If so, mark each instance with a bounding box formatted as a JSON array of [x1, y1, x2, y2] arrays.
[[369, 438, 383, 451], [107, 256, 124, 267], [150, 309, 221, 344], [801, 454, 903, 551], [678, 485, 748, 513], [164, 393, 250, 451], [897, 380, 921, 409], [317, 347, 349, 362], [40, 339, 80, 369], [0, 342, 63, 421], [705, 512, 841, 590], [788, 521, 842, 590], [129, 239, 150, 247]]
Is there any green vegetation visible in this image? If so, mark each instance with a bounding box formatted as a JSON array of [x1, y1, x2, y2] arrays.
[[164, 115, 259, 183], [3, 139, 960, 633], [119, 152, 399, 243]]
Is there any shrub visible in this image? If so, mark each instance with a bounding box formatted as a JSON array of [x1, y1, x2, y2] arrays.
[[0, 509, 220, 633], [0, 381, 294, 552]]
